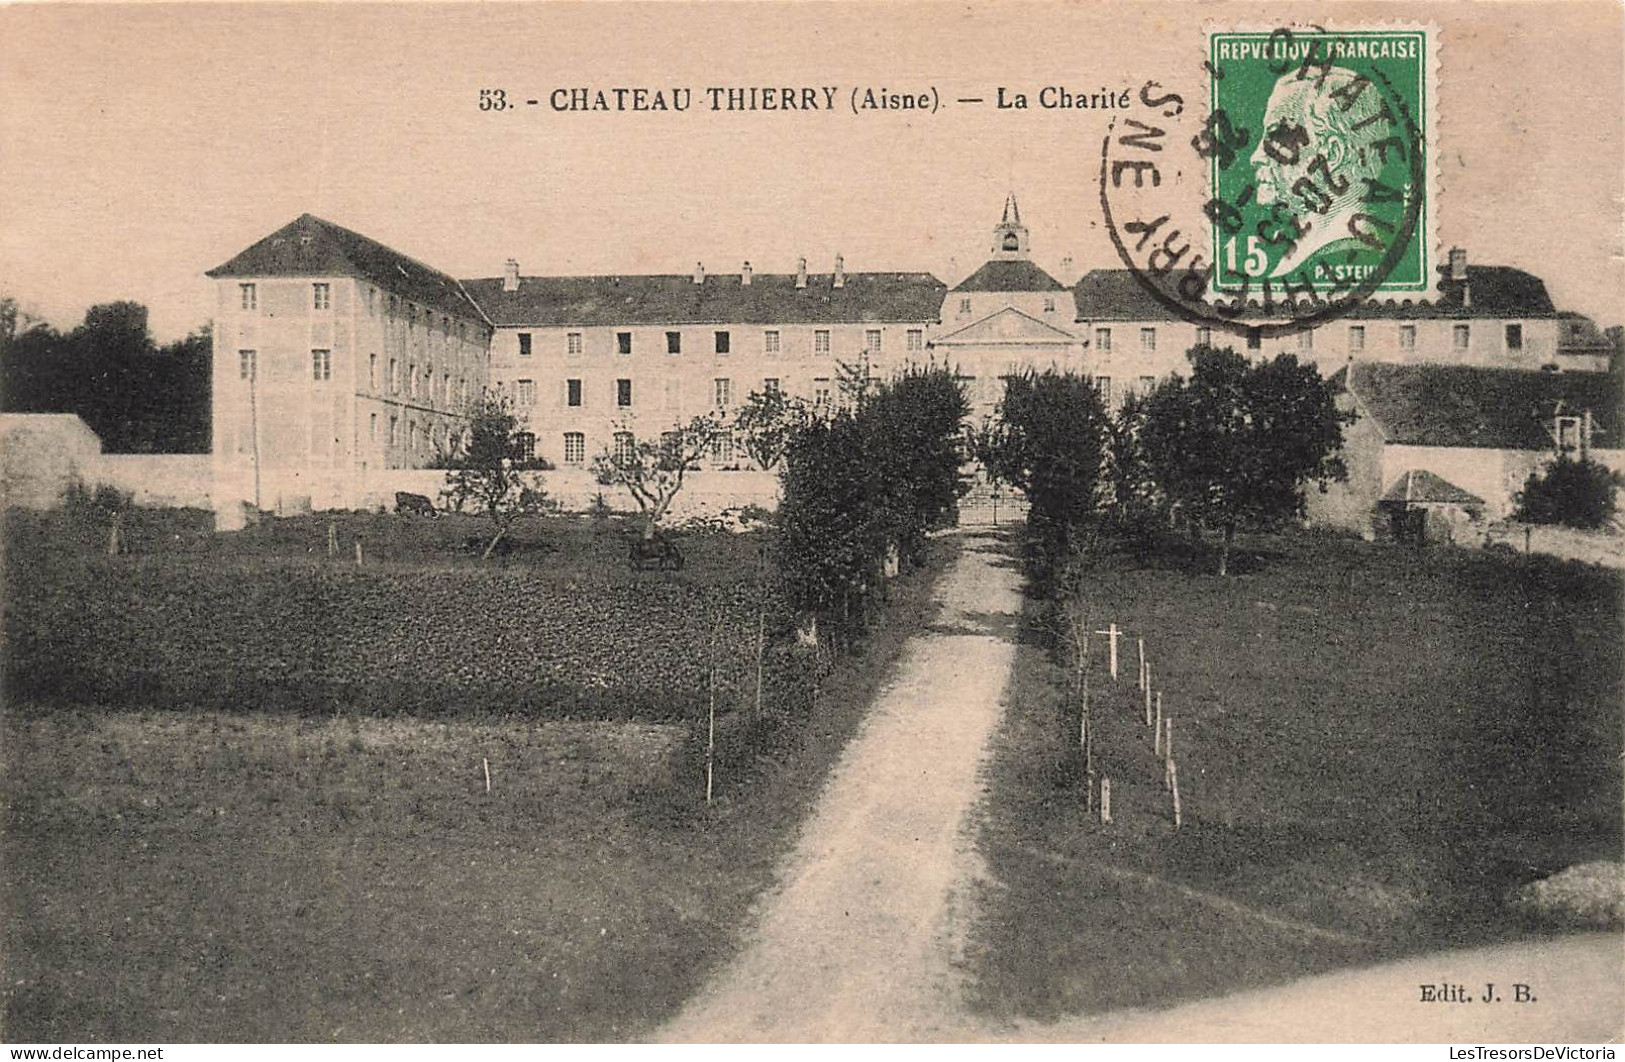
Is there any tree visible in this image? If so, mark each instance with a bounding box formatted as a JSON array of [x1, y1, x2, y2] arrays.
[[440, 392, 549, 559], [1140, 345, 1349, 575], [592, 413, 722, 540], [775, 410, 885, 648], [1515, 454, 1621, 529], [733, 387, 813, 471], [863, 363, 970, 565], [0, 298, 210, 453], [983, 368, 1111, 561]]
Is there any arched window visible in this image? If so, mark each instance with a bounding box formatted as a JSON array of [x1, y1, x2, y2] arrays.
[[1002, 232, 1020, 251]]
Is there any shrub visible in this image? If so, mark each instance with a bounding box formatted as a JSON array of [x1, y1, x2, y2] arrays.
[[1515, 455, 1621, 529]]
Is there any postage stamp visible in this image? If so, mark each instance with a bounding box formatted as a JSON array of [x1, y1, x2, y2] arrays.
[[1206, 27, 1433, 295]]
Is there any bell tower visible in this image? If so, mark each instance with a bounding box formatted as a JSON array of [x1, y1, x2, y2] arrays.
[[992, 193, 1030, 259]]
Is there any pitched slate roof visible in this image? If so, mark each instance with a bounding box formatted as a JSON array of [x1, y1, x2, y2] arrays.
[[1073, 266, 1566, 322], [461, 272, 945, 327], [1344, 361, 1623, 450], [953, 259, 1065, 293], [206, 214, 487, 324], [1380, 469, 1485, 506]]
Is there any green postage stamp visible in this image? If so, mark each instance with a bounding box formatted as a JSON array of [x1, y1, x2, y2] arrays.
[[1206, 26, 1434, 296]]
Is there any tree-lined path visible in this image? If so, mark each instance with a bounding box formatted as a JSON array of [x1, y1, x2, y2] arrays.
[[659, 530, 1024, 1043]]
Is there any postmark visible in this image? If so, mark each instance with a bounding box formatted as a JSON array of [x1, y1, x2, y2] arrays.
[[1100, 23, 1436, 337]]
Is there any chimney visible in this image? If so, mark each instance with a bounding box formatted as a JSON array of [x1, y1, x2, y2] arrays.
[[1061, 256, 1075, 284], [503, 258, 520, 293], [742, 261, 753, 287], [693, 261, 705, 285], [796, 256, 807, 289], [1449, 246, 1468, 280], [833, 253, 846, 289]]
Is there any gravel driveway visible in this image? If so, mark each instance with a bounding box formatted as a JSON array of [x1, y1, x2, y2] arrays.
[[658, 531, 1023, 1042]]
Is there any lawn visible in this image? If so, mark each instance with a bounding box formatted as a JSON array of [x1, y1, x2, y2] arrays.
[[1, 508, 958, 1041], [967, 529, 1623, 1022]]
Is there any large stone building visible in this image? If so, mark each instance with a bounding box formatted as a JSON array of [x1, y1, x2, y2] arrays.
[[202, 199, 1617, 517]]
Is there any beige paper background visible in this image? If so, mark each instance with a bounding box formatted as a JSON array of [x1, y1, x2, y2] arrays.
[[1, 1, 1621, 342], [0, 0, 1620, 1045]]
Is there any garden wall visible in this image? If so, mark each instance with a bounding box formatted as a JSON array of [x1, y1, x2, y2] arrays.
[[356, 468, 780, 517]]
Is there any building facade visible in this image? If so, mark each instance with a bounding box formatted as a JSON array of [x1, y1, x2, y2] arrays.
[[203, 201, 1617, 517]]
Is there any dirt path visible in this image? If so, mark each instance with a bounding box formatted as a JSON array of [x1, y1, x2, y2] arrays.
[[658, 531, 1024, 1043]]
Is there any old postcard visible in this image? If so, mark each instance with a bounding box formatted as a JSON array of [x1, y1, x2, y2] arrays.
[[1, 0, 1620, 1047]]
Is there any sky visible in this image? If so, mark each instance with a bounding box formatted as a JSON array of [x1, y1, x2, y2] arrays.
[[2, 1, 1621, 342]]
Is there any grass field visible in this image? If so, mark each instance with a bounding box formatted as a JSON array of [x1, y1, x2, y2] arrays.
[[1, 509, 957, 1042], [967, 530, 1623, 1022], [5, 508, 803, 723]]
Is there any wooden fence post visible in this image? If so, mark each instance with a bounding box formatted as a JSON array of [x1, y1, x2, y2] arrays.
[[1100, 777, 1112, 824], [1137, 637, 1145, 691], [1154, 693, 1163, 753], [354, 540, 363, 567], [705, 616, 717, 805], [1169, 760, 1183, 829], [1143, 664, 1153, 726], [327, 520, 339, 557], [107, 511, 123, 557]]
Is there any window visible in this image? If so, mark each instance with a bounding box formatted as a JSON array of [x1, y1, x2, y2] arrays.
[[458, 378, 468, 405], [567, 332, 583, 357], [959, 297, 972, 315], [814, 330, 831, 355], [567, 379, 582, 407], [1298, 330, 1314, 351], [1399, 325, 1417, 351], [715, 331, 731, 355], [442, 373, 450, 404], [389, 359, 399, 393], [311, 349, 331, 381], [408, 363, 418, 397], [763, 377, 780, 394], [1247, 332, 1261, 350], [666, 331, 682, 355], [1095, 376, 1112, 405], [617, 378, 633, 407], [1140, 327, 1156, 352], [714, 377, 731, 409], [1348, 325, 1365, 352], [516, 379, 536, 408], [763, 330, 780, 355], [617, 331, 632, 355], [564, 432, 585, 464], [711, 429, 734, 466], [813, 377, 832, 407], [239, 283, 257, 311], [312, 283, 330, 311], [389, 416, 399, 446], [369, 413, 377, 440], [1139, 375, 1156, 393], [515, 431, 536, 462], [1196, 326, 1212, 346], [1454, 324, 1471, 350], [1556, 416, 1583, 452], [518, 333, 532, 357], [368, 354, 377, 389], [907, 329, 923, 353], [613, 431, 635, 464], [238, 349, 256, 381], [865, 329, 882, 353], [1506, 323, 1524, 351], [1095, 328, 1112, 352]]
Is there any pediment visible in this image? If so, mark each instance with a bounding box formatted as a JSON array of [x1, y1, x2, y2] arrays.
[[934, 306, 1079, 345]]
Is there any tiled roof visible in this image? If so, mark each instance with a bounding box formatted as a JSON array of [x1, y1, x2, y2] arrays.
[[461, 273, 946, 328], [1345, 361, 1623, 450], [206, 214, 487, 324], [1380, 469, 1485, 506], [1073, 266, 1565, 322], [953, 259, 1065, 293]]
